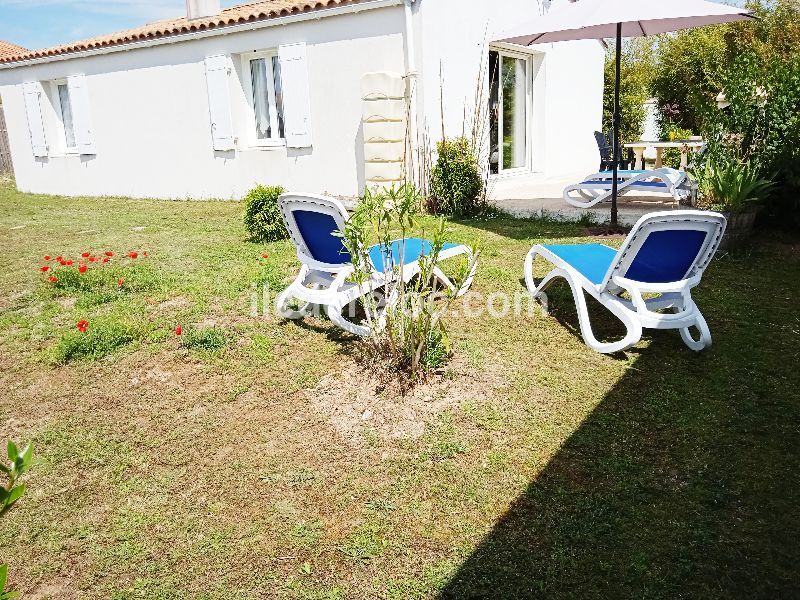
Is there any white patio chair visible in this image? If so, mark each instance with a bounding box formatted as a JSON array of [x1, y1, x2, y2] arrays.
[[524, 210, 727, 353], [277, 193, 478, 337], [564, 168, 694, 209]]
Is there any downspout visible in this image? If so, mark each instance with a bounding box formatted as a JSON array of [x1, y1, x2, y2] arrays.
[[403, 0, 419, 185]]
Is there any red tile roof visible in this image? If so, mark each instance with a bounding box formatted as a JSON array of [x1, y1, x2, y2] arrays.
[[0, 40, 27, 60], [0, 0, 369, 65]]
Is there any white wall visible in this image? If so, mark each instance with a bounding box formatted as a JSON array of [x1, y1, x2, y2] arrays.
[[413, 0, 604, 178], [0, 0, 604, 200], [0, 6, 406, 199]]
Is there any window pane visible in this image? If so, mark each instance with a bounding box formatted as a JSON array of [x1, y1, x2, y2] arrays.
[[58, 84, 76, 148], [501, 56, 527, 170], [488, 51, 500, 175], [271, 55, 285, 139], [250, 58, 271, 139]]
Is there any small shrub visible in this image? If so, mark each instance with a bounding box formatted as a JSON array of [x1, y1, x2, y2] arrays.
[[51, 318, 138, 364], [243, 185, 287, 242], [693, 157, 775, 213], [182, 326, 228, 353], [428, 137, 484, 216], [339, 184, 479, 389]]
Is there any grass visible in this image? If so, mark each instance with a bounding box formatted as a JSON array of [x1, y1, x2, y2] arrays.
[[0, 182, 799, 598]]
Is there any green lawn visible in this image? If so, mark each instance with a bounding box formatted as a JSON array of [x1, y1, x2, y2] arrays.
[[0, 182, 798, 599]]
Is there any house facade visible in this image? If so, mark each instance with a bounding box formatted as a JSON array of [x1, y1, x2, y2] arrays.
[[0, 0, 603, 200]]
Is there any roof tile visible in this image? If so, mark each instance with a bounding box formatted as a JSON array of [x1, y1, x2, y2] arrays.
[[0, 0, 367, 65], [0, 40, 28, 60]]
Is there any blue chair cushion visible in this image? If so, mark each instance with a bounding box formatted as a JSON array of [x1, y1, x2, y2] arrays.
[[369, 238, 459, 272], [542, 243, 617, 285], [624, 229, 707, 283], [293, 210, 351, 265]]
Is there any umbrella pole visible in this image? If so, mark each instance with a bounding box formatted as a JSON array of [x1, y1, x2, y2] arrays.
[[611, 22, 622, 227]]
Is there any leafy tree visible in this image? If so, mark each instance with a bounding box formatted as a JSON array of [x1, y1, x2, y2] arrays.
[[650, 26, 728, 135], [602, 38, 657, 144]]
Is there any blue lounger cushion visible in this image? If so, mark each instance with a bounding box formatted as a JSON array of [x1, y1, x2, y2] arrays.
[[624, 229, 708, 283], [582, 179, 668, 188], [369, 238, 459, 272], [542, 243, 617, 285], [294, 209, 351, 264]]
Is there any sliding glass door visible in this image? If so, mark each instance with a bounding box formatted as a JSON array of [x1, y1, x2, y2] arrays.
[[489, 50, 530, 175]]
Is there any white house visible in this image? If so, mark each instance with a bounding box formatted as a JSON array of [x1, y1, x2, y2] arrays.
[[0, 0, 603, 200]]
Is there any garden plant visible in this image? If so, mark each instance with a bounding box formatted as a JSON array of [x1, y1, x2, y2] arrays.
[[1, 441, 32, 598], [338, 183, 479, 387]]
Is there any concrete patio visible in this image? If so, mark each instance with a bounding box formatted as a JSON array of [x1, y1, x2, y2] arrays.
[[488, 171, 682, 225]]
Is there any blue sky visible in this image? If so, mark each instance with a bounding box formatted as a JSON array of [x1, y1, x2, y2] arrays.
[[0, 0, 241, 51]]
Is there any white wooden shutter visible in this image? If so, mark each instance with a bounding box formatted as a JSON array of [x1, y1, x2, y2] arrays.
[[278, 43, 313, 148], [22, 82, 48, 157], [67, 74, 96, 155], [204, 54, 236, 151]]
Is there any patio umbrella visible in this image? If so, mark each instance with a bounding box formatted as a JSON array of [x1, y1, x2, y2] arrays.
[[496, 0, 755, 226]]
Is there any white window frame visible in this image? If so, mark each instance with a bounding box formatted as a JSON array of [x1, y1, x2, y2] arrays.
[[488, 47, 534, 177], [50, 79, 78, 154], [240, 50, 285, 148]]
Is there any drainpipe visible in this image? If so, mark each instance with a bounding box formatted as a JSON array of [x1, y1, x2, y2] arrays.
[[403, 0, 419, 185]]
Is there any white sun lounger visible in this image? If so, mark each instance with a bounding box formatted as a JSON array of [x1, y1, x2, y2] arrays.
[[277, 193, 478, 337], [524, 210, 727, 353], [564, 168, 694, 209]]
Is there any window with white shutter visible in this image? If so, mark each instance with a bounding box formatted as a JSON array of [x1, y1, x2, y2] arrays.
[[240, 50, 285, 147], [204, 54, 236, 151], [67, 74, 96, 155], [22, 82, 48, 158], [278, 43, 313, 149]]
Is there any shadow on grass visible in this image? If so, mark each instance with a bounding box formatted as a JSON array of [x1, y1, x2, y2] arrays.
[[439, 240, 800, 598]]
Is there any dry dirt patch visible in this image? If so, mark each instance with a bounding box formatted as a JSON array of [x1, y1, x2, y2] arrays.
[[304, 356, 508, 446]]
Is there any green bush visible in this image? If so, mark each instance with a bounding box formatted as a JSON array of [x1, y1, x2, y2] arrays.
[[648, 0, 800, 224], [429, 137, 484, 217], [243, 185, 287, 242]]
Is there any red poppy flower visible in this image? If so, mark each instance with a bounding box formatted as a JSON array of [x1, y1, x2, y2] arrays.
[[102, 257, 110, 264], [48, 276, 58, 283], [81, 252, 90, 258], [57, 258, 66, 265], [65, 260, 74, 266], [262, 254, 269, 259], [76, 320, 89, 333], [78, 264, 88, 274], [40, 266, 50, 273], [143, 251, 148, 258], [117, 278, 125, 287], [44, 255, 51, 261], [105, 251, 114, 257], [175, 325, 182, 336], [89, 256, 96, 263], [128, 251, 138, 259], [56, 256, 63, 261]]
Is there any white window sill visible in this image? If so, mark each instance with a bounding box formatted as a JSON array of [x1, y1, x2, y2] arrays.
[[47, 151, 80, 158], [240, 141, 287, 151]]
